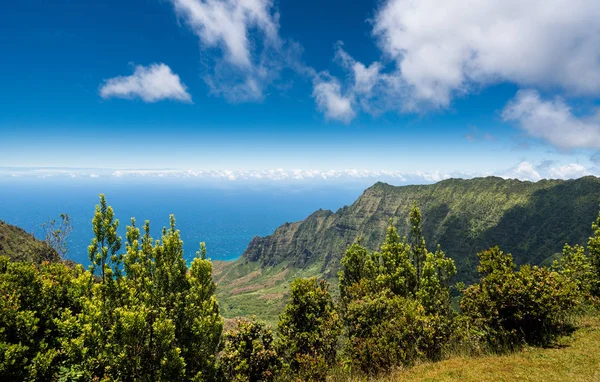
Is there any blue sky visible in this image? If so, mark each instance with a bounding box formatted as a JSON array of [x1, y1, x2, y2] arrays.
[[1, 0, 600, 183]]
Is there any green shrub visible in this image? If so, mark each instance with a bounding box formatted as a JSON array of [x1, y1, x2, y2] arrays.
[[343, 291, 425, 374], [278, 277, 340, 381], [338, 208, 457, 374], [219, 317, 280, 382], [461, 246, 580, 349], [0, 257, 82, 380]]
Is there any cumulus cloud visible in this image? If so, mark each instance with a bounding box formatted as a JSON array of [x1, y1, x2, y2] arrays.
[[171, 0, 304, 102], [100, 63, 191, 102], [502, 161, 594, 180], [312, 75, 355, 123], [312, 44, 407, 122], [502, 161, 541, 181], [549, 164, 590, 179], [502, 90, 600, 149], [314, 0, 600, 119], [1, 165, 595, 183], [372, 0, 600, 108]]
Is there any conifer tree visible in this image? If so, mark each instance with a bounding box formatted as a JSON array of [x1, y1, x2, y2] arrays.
[[409, 204, 427, 290], [87, 194, 121, 282], [278, 277, 340, 381]]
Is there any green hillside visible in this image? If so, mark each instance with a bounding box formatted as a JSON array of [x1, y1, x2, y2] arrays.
[[0, 220, 59, 263], [215, 176, 600, 322]]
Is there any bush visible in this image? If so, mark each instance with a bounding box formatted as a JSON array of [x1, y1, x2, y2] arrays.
[[219, 317, 280, 382], [338, 210, 456, 373], [461, 246, 580, 349], [342, 291, 425, 374], [278, 277, 340, 381], [0, 257, 82, 380]]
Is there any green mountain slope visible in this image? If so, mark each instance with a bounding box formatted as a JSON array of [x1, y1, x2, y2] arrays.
[[0, 220, 59, 263], [215, 176, 600, 323]]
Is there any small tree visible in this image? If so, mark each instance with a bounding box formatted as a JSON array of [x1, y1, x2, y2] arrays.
[[410, 204, 427, 290], [219, 317, 281, 382], [278, 277, 340, 381], [41, 214, 72, 260], [87, 194, 121, 282], [553, 244, 594, 297], [587, 209, 600, 296], [461, 246, 580, 349]]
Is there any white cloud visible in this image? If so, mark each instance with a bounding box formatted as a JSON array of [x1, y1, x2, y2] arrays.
[[502, 90, 600, 149], [502, 161, 541, 181], [372, 0, 600, 108], [171, 0, 301, 102], [548, 164, 590, 179], [1, 165, 595, 183], [100, 63, 191, 103], [312, 75, 355, 123]]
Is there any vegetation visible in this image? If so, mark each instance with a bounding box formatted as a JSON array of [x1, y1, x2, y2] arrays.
[[277, 277, 340, 380], [219, 317, 280, 382], [217, 177, 600, 324], [41, 214, 72, 260], [1, 187, 600, 380], [0, 219, 59, 263], [339, 207, 456, 374]]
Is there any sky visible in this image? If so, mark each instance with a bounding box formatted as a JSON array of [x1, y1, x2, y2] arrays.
[[2, 0, 600, 184]]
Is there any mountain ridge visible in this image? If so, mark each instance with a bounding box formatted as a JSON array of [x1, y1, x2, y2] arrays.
[[0, 219, 59, 263], [215, 176, 600, 322]]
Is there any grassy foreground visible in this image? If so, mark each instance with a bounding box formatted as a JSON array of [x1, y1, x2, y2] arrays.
[[333, 315, 600, 382]]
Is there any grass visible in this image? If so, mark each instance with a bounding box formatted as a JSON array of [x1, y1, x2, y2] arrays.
[[331, 315, 600, 382], [214, 259, 334, 326]]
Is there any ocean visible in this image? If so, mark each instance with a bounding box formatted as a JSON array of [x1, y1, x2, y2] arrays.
[[0, 178, 364, 265]]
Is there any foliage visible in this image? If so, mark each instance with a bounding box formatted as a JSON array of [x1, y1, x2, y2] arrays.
[[342, 292, 426, 373], [0, 219, 59, 263], [0, 195, 225, 381], [87, 194, 122, 282], [277, 277, 340, 381], [338, 209, 457, 374], [553, 244, 595, 297], [59, 203, 224, 381], [218, 317, 280, 382], [41, 214, 72, 260], [588, 208, 600, 296], [0, 256, 82, 380], [461, 247, 580, 348]]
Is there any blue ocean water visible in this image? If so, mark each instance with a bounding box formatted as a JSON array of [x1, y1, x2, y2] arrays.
[[0, 179, 363, 265]]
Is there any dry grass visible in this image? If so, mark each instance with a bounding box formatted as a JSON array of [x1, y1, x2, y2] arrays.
[[331, 315, 600, 382]]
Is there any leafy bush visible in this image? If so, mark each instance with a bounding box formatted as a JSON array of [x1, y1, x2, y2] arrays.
[[338, 207, 457, 374], [343, 291, 425, 373], [461, 246, 580, 349], [0, 258, 82, 380], [278, 277, 340, 381], [219, 317, 280, 382], [553, 244, 595, 298]]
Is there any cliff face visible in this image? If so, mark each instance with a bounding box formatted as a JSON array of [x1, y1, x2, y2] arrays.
[[240, 176, 600, 283], [0, 220, 59, 263]]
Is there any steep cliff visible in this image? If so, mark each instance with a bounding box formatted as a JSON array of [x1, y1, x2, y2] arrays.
[[0, 220, 59, 263], [215, 176, 600, 322]]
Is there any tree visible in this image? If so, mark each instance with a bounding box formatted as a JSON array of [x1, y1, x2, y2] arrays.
[[41, 213, 72, 260], [587, 208, 600, 296], [59, 196, 223, 381], [410, 204, 427, 290], [461, 246, 580, 348], [553, 244, 594, 297], [278, 277, 340, 381], [219, 318, 281, 382], [87, 194, 121, 282], [0, 256, 82, 380], [338, 210, 456, 373]]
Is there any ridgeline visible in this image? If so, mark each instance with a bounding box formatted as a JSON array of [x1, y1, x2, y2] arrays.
[[215, 176, 600, 322]]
